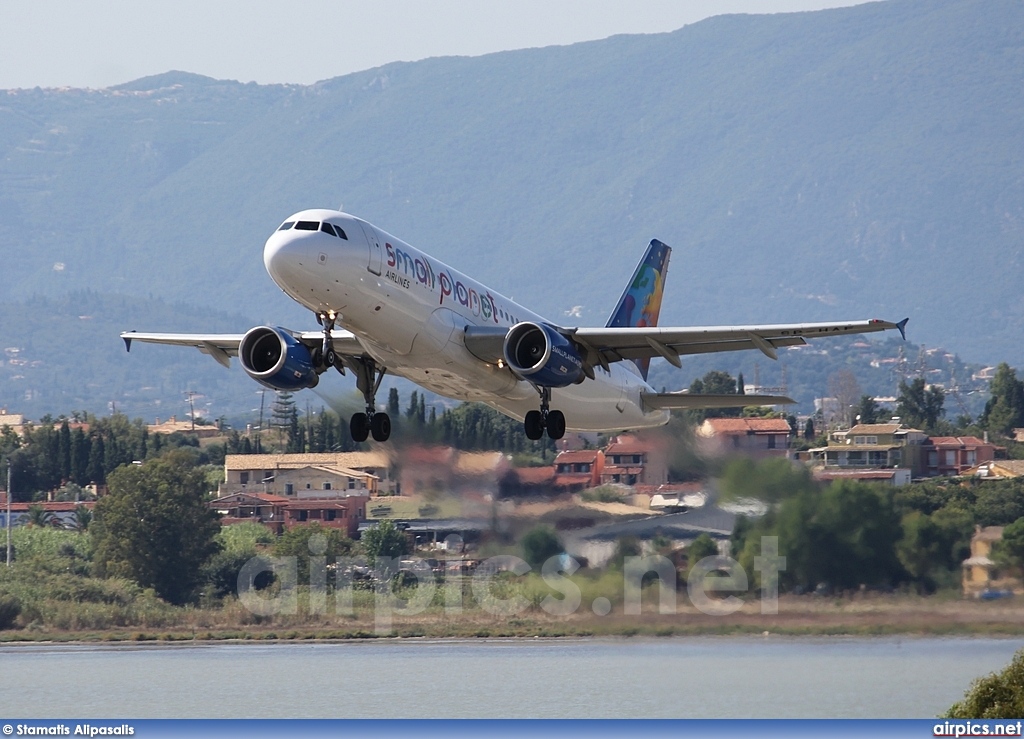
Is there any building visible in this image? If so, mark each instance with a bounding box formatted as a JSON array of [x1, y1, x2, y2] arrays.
[[148, 415, 221, 438], [397, 447, 509, 498], [965, 460, 1024, 480], [602, 435, 668, 486], [211, 492, 289, 532], [0, 409, 26, 437], [279, 495, 369, 537], [221, 452, 394, 497], [922, 437, 1000, 477], [0, 496, 94, 529], [962, 525, 1022, 598], [812, 468, 912, 487], [809, 422, 928, 478], [698, 417, 793, 459], [553, 449, 605, 491], [210, 491, 368, 536]]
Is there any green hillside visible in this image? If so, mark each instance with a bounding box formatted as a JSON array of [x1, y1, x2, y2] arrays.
[[0, 0, 1021, 418]]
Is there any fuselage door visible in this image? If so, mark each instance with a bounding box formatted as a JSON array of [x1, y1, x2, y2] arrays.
[[360, 221, 383, 276]]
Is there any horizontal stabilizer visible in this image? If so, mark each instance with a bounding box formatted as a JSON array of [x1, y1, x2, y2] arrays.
[[642, 392, 795, 410]]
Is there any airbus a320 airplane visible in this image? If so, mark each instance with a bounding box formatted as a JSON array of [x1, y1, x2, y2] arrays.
[[122, 209, 907, 443]]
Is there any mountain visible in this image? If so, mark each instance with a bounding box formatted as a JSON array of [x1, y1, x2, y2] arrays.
[[0, 0, 1021, 418]]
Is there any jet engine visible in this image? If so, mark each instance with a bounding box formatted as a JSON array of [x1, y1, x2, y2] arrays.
[[503, 322, 584, 387], [238, 326, 319, 391]]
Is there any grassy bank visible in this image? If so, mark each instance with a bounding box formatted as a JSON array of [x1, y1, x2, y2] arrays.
[[2, 592, 1024, 644]]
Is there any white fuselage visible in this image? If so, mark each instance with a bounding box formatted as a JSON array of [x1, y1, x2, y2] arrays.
[[263, 209, 670, 432]]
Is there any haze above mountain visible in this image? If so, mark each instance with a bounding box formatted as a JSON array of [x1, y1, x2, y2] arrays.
[[0, 0, 1021, 419]]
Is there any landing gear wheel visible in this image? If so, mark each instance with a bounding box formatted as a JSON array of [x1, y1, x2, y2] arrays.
[[524, 410, 545, 441], [325, 348, 337, 368], [311, 347, 323, 369], [350, 412, 370, 443], [546, 410, 566, 440], [370, 413, 392, 442]]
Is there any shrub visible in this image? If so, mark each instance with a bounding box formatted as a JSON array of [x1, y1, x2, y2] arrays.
[[946, 648, 1024, 718], [0, 595, 21, 630]]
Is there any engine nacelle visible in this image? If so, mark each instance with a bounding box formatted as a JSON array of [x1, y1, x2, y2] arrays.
[[503, 322, 584, 388], [238, 326, 319, 391]]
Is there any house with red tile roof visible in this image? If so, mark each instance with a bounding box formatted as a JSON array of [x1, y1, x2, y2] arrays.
[[601, 435, 668, 486], [554, 449, 604, 491], [923, 436, 1000, 477], [697, 417, 793, 459]]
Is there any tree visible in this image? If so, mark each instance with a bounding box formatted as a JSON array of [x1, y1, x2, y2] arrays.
[[828, 370, 862, 428], [70, 504, 92, 532], [688, 370, 742, 420], [687, 533, 720, 562], [855, 395, 880, 425], [803, 418, 816, 441], [274, 522, 353, 585], [946, 648, 1024, 718], [897, 511, 944, 590], [92, 457, 222, 604], [896, 377, 945, 431], [994, 517, 1024, 571], [361, 520, 410, 562], [747, 480, 904, 592], [980, 364, 1024, 437], [521, 526, 563, 570], [25, 504, 56, 528]]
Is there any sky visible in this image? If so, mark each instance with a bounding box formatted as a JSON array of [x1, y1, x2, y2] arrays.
[[0, 0, 870, 90]]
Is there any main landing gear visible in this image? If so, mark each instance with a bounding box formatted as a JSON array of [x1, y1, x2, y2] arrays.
[[524, 387, 566, 441], [348, 357, 391, 443]]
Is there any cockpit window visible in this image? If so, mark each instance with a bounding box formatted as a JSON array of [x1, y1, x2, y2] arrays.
[[294, 221, 319, 231], [277, 221, 295, 231], [320, 222, 337, 236], [331, 224, 348, 240]]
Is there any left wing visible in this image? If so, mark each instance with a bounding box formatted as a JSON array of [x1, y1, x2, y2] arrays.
[[120, 329, 365, 369], [465, 318, 907, 372], [571, 318, 907, 370]]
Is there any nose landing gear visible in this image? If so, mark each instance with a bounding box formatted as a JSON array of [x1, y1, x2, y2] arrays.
[[313, 311, 342, 372], [524, 387, 566, 441]]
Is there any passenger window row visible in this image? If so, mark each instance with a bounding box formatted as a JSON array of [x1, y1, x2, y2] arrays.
[[277, 220, 348, 240]]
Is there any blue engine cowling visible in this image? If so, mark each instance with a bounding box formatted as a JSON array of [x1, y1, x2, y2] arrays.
[[503, 322, 584, 387], [238, 326, 319, 391]]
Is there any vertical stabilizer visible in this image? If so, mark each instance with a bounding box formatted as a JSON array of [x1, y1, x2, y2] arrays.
[[605, 239, 672, 380]]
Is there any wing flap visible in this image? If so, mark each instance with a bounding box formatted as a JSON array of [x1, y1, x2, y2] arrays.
[[642, 392, 795, 410], [575, 318, 906, 366]]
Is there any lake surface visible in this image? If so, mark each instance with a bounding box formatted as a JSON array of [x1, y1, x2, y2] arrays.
[[1, 636, 1020, 718]]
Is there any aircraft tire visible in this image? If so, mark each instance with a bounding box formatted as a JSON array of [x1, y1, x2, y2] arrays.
[[546, 410, 566, 440], [524, 410, 544, 441], [350, 412, 370, 442], [370, 412, 391, 442], [325, 348, 337, 368]]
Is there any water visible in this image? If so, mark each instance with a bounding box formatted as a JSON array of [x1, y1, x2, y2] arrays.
[[0, 636, 1019, 718]]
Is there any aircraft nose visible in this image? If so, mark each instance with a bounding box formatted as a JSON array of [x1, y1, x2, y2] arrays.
[[264, 229, 310, 286]]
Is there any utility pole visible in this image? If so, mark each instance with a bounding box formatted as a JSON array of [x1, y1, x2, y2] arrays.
[[257, 390, 266, 454], [186, 391, 197, 431], [6, 458, 12, 567]]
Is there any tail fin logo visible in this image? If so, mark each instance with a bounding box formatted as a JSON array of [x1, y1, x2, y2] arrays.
[[606, 239, 671, 380]]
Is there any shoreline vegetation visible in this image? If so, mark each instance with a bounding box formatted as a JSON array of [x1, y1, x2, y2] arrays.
[[2, 593, 1023, 644]]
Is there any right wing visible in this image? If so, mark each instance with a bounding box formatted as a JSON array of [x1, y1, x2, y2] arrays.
[[120, 329, 365, 368]]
